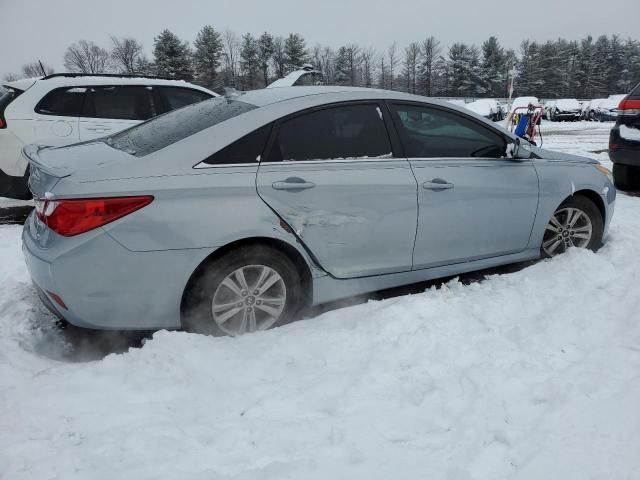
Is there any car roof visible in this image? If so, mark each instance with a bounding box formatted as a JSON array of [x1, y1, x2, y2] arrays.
[[237, 86, 461, 109]]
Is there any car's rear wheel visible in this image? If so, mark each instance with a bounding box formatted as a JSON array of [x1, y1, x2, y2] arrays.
[[542, 196, 603, 257], [182, 245, 304, 336], [613, 164, 640, 191]]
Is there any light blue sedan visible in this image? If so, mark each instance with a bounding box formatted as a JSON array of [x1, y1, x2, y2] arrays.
[[22, 87, 616, 336]]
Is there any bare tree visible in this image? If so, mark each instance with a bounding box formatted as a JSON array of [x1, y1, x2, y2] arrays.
[[387, 42, 398, 90], [318, 46, 335, 84], [271, 36, 287, 79], [404, 42, 420, 93], [111, 36, 144, 74], [420, 36, 441, 96], [361, 46, 376, 88], [64, 40, 111, 73], [22, 61, 54, 78], [3, 72, 19, 82], [344, 44, 362, 86], [222, 29, 240, 86]]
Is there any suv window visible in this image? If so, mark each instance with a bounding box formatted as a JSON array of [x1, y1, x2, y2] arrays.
[[160, 87, 211, 110], [392, 104, 506, 158], [202, 124, 272, 165], [268, 103, 392, 162], [35, 87, 86, 116], [105, 97, 256, 157], [86, 86, 156, 120]]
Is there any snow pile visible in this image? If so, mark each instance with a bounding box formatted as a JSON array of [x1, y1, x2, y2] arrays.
[[1, 131, 639, 479]]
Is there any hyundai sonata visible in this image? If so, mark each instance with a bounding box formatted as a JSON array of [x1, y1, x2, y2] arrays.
[[22, 87, 616, 336]]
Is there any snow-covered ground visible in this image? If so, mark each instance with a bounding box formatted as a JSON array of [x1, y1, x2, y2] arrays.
[[2, 127, 640, 480]]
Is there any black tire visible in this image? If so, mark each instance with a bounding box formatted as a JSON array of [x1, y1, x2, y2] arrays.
[[181, 245, 304, 336], [542, 195, 604, 257], [613, 164, 640, 191]]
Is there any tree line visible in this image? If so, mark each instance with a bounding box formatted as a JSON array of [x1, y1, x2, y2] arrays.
[[5, 28, 640, 99]]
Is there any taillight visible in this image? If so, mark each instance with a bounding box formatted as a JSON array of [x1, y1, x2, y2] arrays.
[[35, 195, 153, 236], [618, 98, 640, 116], [0, 117, 6, 128]]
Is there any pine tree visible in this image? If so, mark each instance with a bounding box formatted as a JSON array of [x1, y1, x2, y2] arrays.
[[153, 29, 193, 80], [257, 33, 274, 87], [448, 43, 482, 97], [334, 46, 350, 85], [193, 25, 223, 89], [240, 33, 260, 89], [284, 33, 308, 72], [480, 36, 506, 97]]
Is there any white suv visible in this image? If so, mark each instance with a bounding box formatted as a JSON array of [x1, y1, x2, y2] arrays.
[[0, 74, 217, 199]]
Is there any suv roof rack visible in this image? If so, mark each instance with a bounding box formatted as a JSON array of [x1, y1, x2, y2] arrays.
[[42, 73, 178, 81]]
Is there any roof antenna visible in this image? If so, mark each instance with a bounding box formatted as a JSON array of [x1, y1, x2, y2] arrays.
[[38, 60, 47, 77]]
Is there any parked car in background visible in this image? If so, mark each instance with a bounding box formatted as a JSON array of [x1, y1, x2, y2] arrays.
[[267, 65, 324, 88], [593, 98, 620, 122], [545, 98, 581, 121], [0, 74, 217, 199], [610, 82, 640, 190], [464, 99, 505, 121], [22, 86, 615, 336]]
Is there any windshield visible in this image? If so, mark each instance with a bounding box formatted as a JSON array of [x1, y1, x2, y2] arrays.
[[105, 96, 256, 157]]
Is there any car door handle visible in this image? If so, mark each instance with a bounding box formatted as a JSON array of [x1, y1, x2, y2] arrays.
[[272, 178, 316, 191], [423, 179, 454, 190]]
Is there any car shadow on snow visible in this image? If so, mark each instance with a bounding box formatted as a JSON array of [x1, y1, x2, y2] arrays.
[[29, 260, 536, 363]]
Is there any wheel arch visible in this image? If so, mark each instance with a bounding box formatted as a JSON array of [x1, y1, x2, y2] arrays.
[[180, 236, 314, 320], [563, 189, 606, 225]]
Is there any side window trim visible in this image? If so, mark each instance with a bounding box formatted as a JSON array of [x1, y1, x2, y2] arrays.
[[260, 100, 399, 164], [389, 101, 509, 160]]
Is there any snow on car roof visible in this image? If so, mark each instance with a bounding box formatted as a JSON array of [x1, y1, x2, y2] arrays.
[[465, 99, 498, 116], [267, 69, 322, 88], [31, 75, 217, 95]]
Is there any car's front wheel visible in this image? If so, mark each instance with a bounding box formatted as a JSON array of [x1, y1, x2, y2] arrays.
[[182, 245, 304, 336], [542, 195, 603, 257]]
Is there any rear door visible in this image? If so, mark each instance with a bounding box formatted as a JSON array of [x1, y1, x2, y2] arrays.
[[79, 85, 157, 141], [256, 102, 418, 279], [389, 102, 539, 269]]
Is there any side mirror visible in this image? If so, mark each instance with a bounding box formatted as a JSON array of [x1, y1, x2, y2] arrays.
[[507, 137, 532, 160]]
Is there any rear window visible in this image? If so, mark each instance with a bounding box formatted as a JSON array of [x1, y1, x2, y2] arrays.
[[630, 82, 640, 99], [35, 87, 86, 116], [105, 96, 256, 157]]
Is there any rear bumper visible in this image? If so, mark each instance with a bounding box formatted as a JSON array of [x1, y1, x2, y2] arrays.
[[554, 112, 580, 120], [22, 212, 214, 330], [609, 127, 640, 167]]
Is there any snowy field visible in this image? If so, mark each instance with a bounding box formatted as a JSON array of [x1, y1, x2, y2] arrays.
[[2, 124, 640, 479]]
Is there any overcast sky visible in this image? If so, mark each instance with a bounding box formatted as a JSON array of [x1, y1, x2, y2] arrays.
[[1, 0, 637, 78]]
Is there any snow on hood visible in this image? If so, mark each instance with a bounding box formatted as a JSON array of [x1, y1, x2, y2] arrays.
[[554, 99, 581, 111]]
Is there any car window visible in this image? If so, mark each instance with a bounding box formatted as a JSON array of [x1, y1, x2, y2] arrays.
[[201, 124, 272, 166], [161, 87, 211, 110], [392, 104, 506, 158], [105, 97, 256, 157], [268, 103, 392, 162], [35, 87, 86, 116], [87, 86, 156, 120]]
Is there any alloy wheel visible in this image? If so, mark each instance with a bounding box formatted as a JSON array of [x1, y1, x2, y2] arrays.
[[543, 207, 593, 256], [211, 265, 287, 336]]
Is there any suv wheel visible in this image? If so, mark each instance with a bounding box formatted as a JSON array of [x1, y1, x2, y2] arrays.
[[182, 245, 304, 336]]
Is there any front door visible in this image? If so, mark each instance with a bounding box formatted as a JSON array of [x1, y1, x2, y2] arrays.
[[257, 102, 418, 279], [389, 102, 540, 269]]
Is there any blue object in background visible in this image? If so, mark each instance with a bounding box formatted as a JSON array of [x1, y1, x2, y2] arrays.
[[514, 114, 530, 138]]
